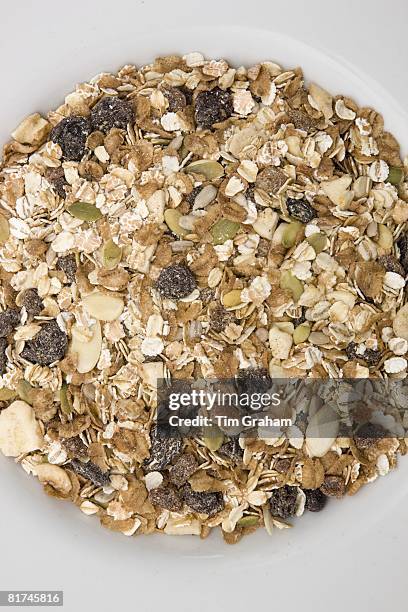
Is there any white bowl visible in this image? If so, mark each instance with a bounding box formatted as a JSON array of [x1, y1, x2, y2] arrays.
[[1, 7, 408, 611]]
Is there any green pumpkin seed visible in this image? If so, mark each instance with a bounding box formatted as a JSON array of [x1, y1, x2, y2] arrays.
[[307, 232, 327, 254], [281, 221, 302, 248], [68, 201, 103, 222], [211, 218, 240, 245], [185, 160, 224, 180], [0, 214, 10, 245], [387, 166, 404, 186], [280, 271, 304, 302], [0, 388, 16, 401], [164, 209, 189, 237], [237, 515, 259, 528], [202, 425, 224, 452], [102, 239, 122, 270], [17, 379, 34, 405], [293, 323, 311, 344], [60, 382, 73, 416]]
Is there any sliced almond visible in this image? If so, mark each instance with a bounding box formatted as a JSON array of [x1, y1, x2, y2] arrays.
[[70, 320, 102, 373], [0, 400, 44, 457], [185, 160, 224, 180], [305, 405, 339, 457], [83, 292, 124, 321]]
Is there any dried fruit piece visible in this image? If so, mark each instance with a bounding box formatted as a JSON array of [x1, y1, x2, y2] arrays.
[[68, 201, 103, 222], [269, 485, 298, 519], [21, 320, 68, 365], [169, 454, 198, 487], [22, 288, 43, 316], [164, 209, 189, 237], [0, 338, 8, 375], [236, 367, 271, 394], [149, 485, 183, 511], [68, 458, 110, 487], [209, 304, 234, 333], [156, 264, 197, 300], [50, 116, 91, 161], [182, 483, 224, 516], [304, 488, 327, 512], [162, 86, 187, 112], [91, 96, 134, 133], [35, 463, 72, 495], [397, 234, 408, 273], [83, 292, 124, 321], [0, 400, 44, 457], [185, 159, 224, 180], [194, 87, 233, 128], [56, 254, 77, 283], [210, 219, 240, 245], [70, 320, 102, 373], [286, 198, 317, 223], [144, 426, 182, 472], [320, 475, 346, 498], [345, 342, 381, 366], [219, 437, 244, 463], [0, 215, 10, 245], [0, 308, 20, 337], [102, 239, 122, 270]]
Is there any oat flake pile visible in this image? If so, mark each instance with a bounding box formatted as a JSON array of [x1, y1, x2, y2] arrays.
[[0, 53, 407, 543]]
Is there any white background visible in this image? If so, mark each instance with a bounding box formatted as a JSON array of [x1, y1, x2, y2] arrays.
[[1, 1, 407, 611]]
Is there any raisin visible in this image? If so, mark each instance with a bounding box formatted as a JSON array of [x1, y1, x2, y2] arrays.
[[149, 485, 183, 511], [269, 485, 298, 519], [320, 475, 346, 498], [397, 233, 408, 273], [236, 367, 272, 394], [91, 96, 134, 133], [0, 338, 8, 375], [169, 454, 198, 488], [218, 437, 244, 463], [45, 167, 67, 198], [162, 86, 187, 112], [200, 288, 215, 305], [354, 423, 388, 450], [209, 304, 234, 333], [304, 488, 327, 512], [287, 109, 318, 131], [182, 484, 224, 516], [256, 167, 287, 195], [286, 197, 317, 223], [62, 436, 89, 460], [194, 87, 233, 128], [50, 116, 91, 161], [274, 458, 293, 474], [22, 289, 44, 316], [56, 254, 77, 283], [21, 320, 68, 365], [378, 254, 405, 277], [156, 264, 197, 300], [144, 426, 182, 472], [345, 342, 381, 366], [68, 458, 110, 487], [0, 309, 20, 338]]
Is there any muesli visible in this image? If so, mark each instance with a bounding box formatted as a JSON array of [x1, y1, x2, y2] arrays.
[[0, 53, 407, 543]]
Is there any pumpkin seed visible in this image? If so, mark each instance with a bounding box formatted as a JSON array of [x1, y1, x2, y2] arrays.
[[16, 379, 34, 405], [202, 425, 224, 451], [387, 166, 404, 186], [164, 209, 189, 237], [293, 323, 311, 344], [0, 214, 10, 244], [60, 382, 73, 416], [102, 239, 122, 270], [83, 292, 124, 321], [0, 388, 16, 401], [307, 232, 327, 254], [281, 221, 302, 248], [211, 218, 240, 245], [222, 289, 243, 308], [185, 160, 224, 180], [68, 201, 103, 222], [237, 515, 259, 528], [280, 271, 304, 302]]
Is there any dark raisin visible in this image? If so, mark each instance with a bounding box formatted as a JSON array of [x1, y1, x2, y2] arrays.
[[68, 458, 110, 487], [62, 436, 89, 460], [45, 167, 67, 198], [378, 254, 405, 277], [156, 264, 197, 300], [56, 254, 77, 283], [149, 485, 183, 511], [91, 96, 134, 133], [162, 86, 187, 112], [169, 454, 198, 488], [21, 320, 68, 365], [292, 307, 306, 327], [200, 288, 215, 305], [304, 488, 327, 512], [194, 87, 233, 128], [345, 342, 381, 366], [218, 437, 244, 463], [50, 116, 91, 161], [354, 423, 388, 450], [274, 458, 292, 474], [269, 485, 298, 519], [287, 109, 318, 131], [185, 186, 202, 206], [0, 338, 8, 375], [236, 367, 272, 394], [144, 426, 182, 472], [286, 197, 317, 223], [209, 304, 234, 333], [320, 475, 346, 498], [256, 167, 287, 195], [22, 289, 44, 316], [397, 234, 408, 273], [0, 309, 20, 338], [182, 484, 224, 516]]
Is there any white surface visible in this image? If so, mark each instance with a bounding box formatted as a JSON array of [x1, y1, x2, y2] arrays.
[[1, 1, 408, 610]]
